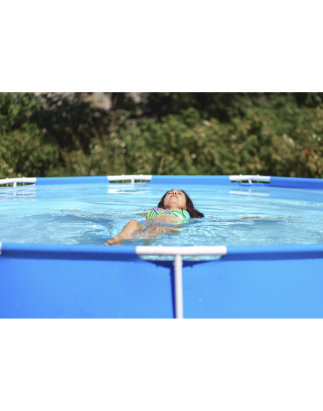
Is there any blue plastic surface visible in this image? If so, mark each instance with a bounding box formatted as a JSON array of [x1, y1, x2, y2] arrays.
[[225, 244, 323, 261], [1, 243, 139, 261], [1, 243, 323, 318], [150, 175, 231, 185], [183, 256, 323, 318], [0, 257, 173, 318], [269, 176, 323, 190], [36, 176, 109, 185]]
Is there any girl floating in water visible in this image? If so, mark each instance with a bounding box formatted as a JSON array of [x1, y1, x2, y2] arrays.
[[105, 189, 204, 245]]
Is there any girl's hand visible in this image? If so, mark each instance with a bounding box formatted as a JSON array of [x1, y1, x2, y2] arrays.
[[150, 213, 182, 224]]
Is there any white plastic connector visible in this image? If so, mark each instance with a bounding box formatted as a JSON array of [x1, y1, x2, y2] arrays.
[[229, 175, 270, 183], [0, 177, 36, 187], [108, 175, 152, 183], [136, 245, 227, 256]]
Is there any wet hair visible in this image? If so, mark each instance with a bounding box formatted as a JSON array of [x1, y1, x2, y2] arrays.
[[157, 189, 204, 219]]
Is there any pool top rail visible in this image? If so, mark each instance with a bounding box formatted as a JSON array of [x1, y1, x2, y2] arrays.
[[2, 174, 323, 190]]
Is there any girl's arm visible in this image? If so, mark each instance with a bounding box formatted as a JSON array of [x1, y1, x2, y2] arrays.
[[105, 213, 184, 245], [147, 213, 183, 225]]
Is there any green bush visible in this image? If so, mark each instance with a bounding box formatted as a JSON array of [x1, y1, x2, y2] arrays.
[[106, 105, 323, 178], [0, 129, 62, 178], [1, 92, 323, 179], [0, 93, 62, 178]]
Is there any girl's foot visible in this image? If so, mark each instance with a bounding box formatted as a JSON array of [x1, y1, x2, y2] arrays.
[[104, 220, 144, 245], [104, 236, 122, 245]]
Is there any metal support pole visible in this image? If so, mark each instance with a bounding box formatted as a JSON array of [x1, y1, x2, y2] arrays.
[[136, 246, 227, 320], [174, 254, 183, 319]]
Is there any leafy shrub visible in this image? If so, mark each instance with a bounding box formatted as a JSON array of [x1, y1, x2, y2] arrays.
[[0, 93, 62, 178], [0, 130, 62, 178], [1, 92, 323, 179], [110, 105, 323, 178]]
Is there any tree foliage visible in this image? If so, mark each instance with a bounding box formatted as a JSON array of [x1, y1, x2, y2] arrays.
[[1, 92, 323, 179]]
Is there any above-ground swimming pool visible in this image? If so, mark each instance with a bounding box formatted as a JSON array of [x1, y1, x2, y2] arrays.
[[1, 175, 323, 318]]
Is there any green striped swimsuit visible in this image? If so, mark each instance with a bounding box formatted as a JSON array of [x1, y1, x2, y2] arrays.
[[146, 207, 190, 221]]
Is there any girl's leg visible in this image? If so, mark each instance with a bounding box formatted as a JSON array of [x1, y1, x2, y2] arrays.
[[105, 220, 144, 245]]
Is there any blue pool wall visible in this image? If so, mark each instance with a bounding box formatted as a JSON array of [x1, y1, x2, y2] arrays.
[[35, 174, 323, 190], [1, 174, 323, 318], [1, 243, 323, 318]]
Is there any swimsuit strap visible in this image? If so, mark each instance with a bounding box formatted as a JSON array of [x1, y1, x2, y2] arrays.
[[146, 207, 190, 220], [145, 207, 167, 219], [169, 209, 190, 220]]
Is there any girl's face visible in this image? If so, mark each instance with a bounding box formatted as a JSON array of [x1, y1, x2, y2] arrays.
[[163, 189, 187, 210]]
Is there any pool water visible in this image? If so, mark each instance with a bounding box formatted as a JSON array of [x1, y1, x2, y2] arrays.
[[1, 183, 323, 247]]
